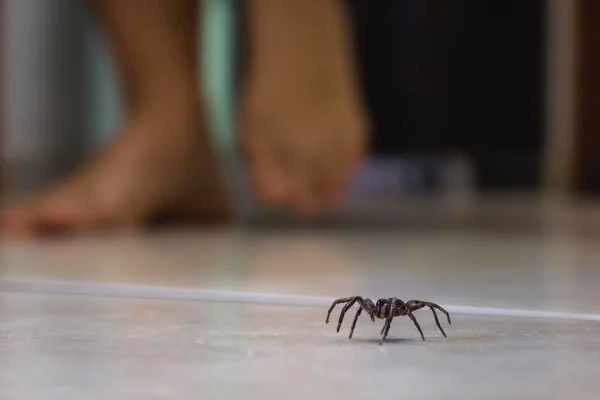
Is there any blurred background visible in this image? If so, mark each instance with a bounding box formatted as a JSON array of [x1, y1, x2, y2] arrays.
[[0, 0, 589, 225], [2, 4, 600, 397]]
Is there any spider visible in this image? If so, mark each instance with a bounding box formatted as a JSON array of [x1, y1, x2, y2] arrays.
[[326, 296, 451, 345]]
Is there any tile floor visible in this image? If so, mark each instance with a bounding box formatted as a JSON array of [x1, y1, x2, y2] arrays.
[[2, 198, 600, 399]]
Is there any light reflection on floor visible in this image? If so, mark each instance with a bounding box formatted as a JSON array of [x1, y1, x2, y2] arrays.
[[2, 197, 600, 398]]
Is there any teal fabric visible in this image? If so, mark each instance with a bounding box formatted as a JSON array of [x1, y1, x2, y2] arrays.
[[84, 9, 123, 150], [201, 0, 236, 159]]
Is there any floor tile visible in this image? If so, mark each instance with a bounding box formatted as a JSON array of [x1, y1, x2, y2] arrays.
[[1, 293, 599, 399]]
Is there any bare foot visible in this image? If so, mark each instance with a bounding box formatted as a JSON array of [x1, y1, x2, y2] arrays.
[[239, 0, 370, 216], [0, 109, 232, 238], [240, 77, 368, 216]]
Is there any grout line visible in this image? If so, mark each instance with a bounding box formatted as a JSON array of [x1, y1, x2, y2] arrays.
[[2, 278, 600, 322]]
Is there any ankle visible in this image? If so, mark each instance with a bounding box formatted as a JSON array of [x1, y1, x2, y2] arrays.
[[129, 84, 202, 119], [130, 95, 205, 130]]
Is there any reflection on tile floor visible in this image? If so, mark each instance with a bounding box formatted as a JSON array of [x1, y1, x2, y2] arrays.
[[1, 293, 599, 399], [2, 226, 600, 313], [3, 197, 600, 398]]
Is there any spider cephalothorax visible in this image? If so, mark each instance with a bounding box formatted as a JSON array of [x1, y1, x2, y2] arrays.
[[326, 296, 451, 345]]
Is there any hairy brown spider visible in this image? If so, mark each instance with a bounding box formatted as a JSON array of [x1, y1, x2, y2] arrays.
[[326, 296, 451, 345]]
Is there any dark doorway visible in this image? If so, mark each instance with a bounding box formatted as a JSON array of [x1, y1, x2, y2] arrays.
[[348, 0, 547, 190]]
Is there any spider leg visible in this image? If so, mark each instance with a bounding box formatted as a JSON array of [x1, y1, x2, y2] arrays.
[[379, 318, 393, 345], [426, 306, 446, 337], [381, 302, 398, 340], [354, 297, 376, 322], [337, 298, 358, 332], [348, 306, 363, 339], [379, 302, 391, 334], [405, 308, 425, 341], [426, 302, 451, 325], [379, 298, 398, 345], [403, 301, 440, 335], [327, 296, 377, 327], [380, 298, 406, 340], [406, 300, 452, 329], [380, 316, 388, 335], [326, 297, 355, 323], [403, 300, 422, 311]]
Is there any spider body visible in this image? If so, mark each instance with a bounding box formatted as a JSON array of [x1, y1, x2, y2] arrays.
[[326, 296, 451, 345]]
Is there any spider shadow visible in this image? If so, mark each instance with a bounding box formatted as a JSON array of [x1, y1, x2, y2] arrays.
[[349, 337, 422, 345]]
